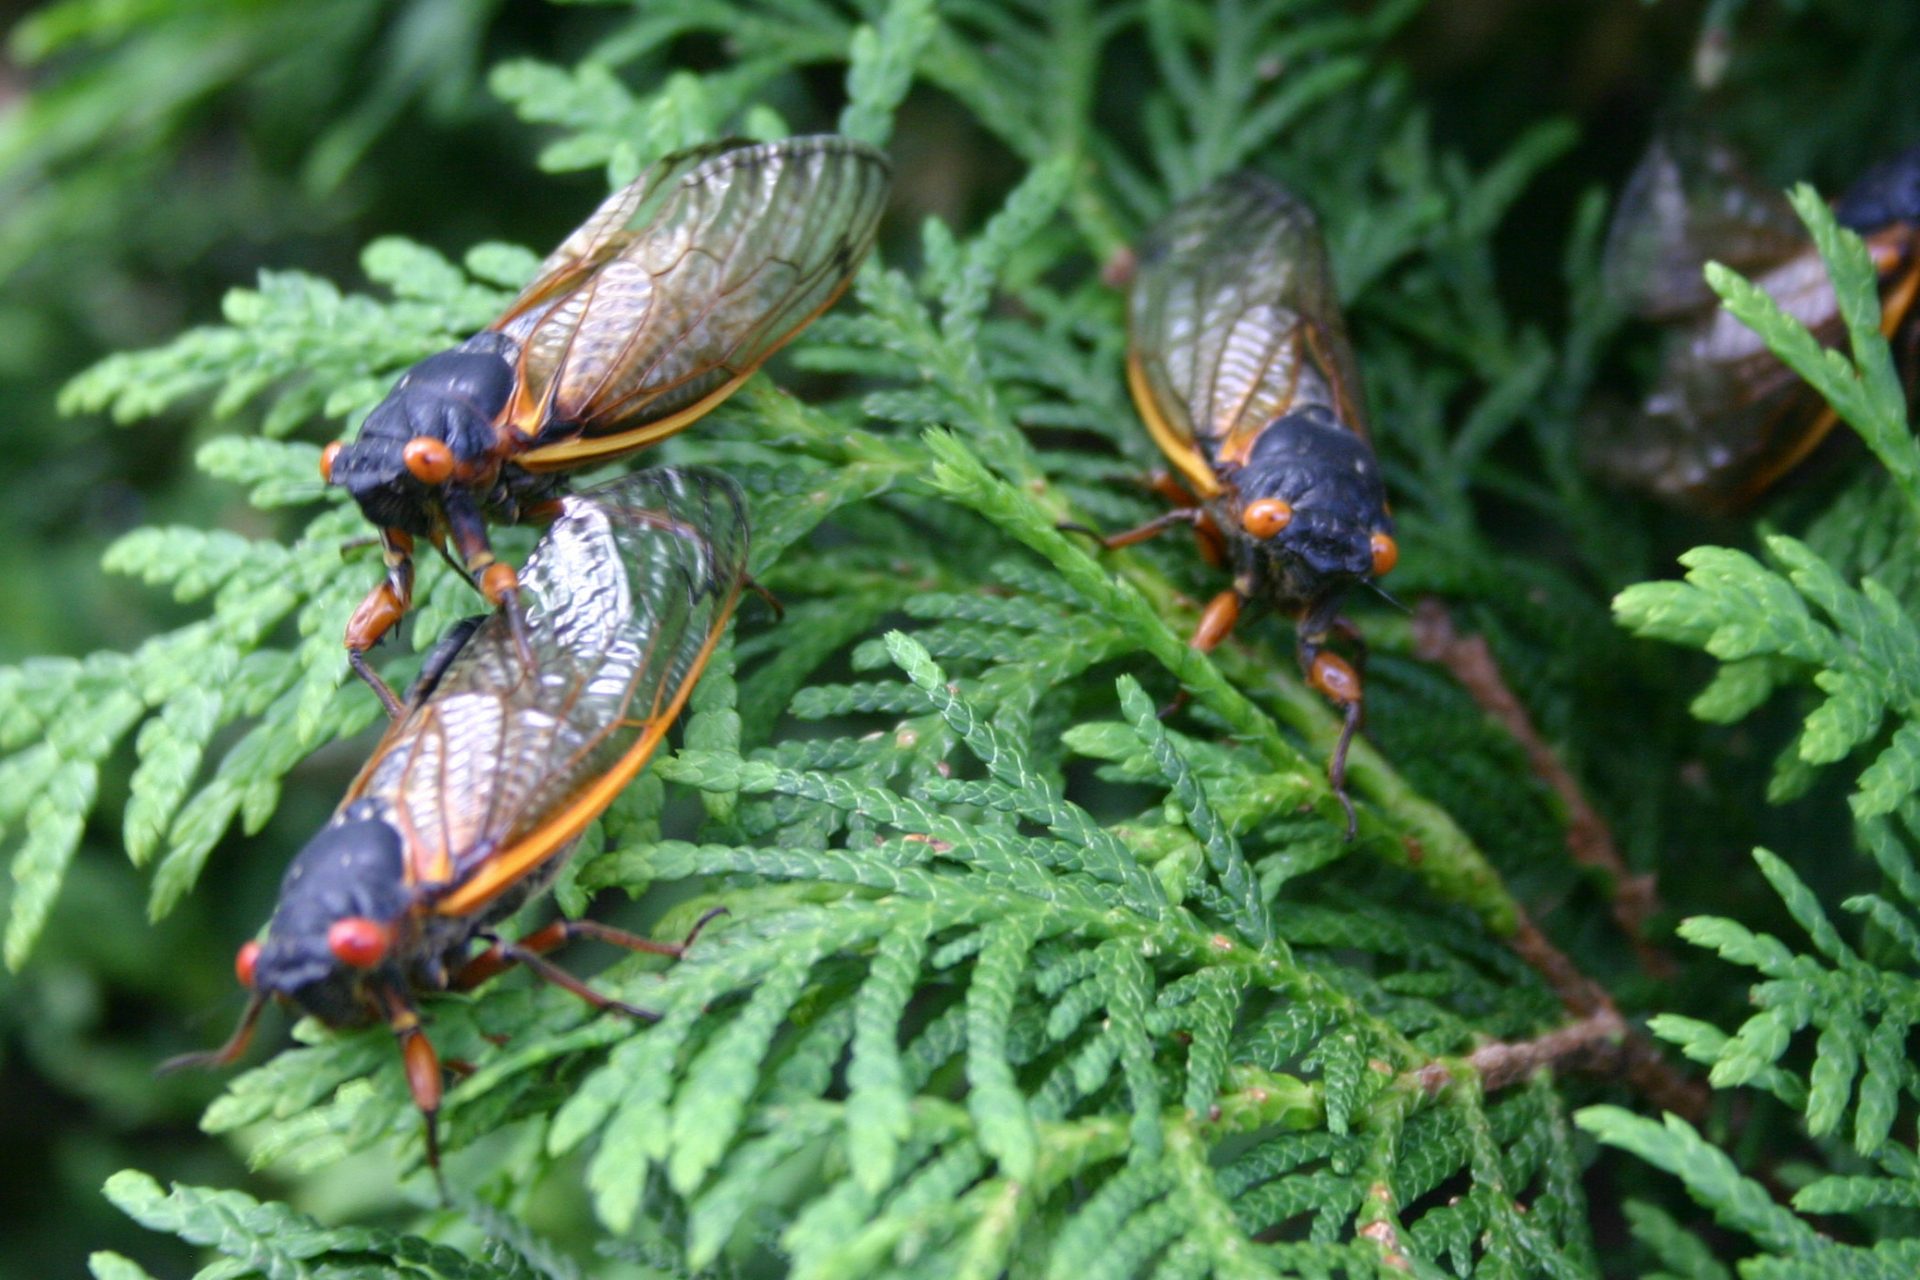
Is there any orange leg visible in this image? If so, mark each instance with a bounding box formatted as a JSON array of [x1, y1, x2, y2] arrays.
[[1142, 470, 1200, 507], [1190, 589, 1241, 653], [450, 908, 726, 1008], [1157, 589, 1243, 719], [157, 992, 268, 1075], [1139, 474, 1226, 564], [379, 985, 449, 1202], [1060, 506, 1208, 550], [442, 489, 532, 669], [344, 528, 415, 717], [1302, 641, 1364, 840], [1327, 615, 1370, 683], [519, 498, 566, 525]]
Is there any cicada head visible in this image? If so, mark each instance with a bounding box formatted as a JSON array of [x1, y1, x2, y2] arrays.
[[1224, 406, 1396, 608], [325, 333, 520, 536], [245, 806, 416, 1028]]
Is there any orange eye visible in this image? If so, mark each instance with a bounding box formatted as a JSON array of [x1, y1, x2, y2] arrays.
[[1242, 498, 1294, 539], [235, 940, 262, 989], [320, 441, 343, 483], [402, 437, 455, 485], [1369, 532, 1398, 577], [327, 917, 395, 969]]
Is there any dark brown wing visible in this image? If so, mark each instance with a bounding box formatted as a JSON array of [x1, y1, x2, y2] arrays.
[[494, 136, 892, 468], [1592, 226, 1920, 509], [1127, 173, 1368, 498], [1602, 130, 1806, 321], [342, 468, 750, 914]]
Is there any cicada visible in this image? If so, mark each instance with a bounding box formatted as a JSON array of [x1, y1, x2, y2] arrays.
[[1592, 132, 1920, 511], [324, 135, 888, 709], [1105, 173, 1396, 834], [167, 468, 750, 1179]]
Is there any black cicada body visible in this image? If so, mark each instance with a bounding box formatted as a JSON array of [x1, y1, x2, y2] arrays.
[[1117, 173, 1396, 833], [170, 468, 750, 1179], [323, 136, 887, 709]]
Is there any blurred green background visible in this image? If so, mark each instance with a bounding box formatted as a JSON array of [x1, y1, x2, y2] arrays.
[[4, 1, 1919, 1274]]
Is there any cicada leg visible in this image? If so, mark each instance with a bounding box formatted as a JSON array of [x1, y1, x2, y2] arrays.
[[441, 489, 533, 669], [1060, 505, 1208, 550], [156, 992, 269, 1075], [1068, 475, 1226, 564], [344, 529, 415, 718], [378, 984, 450, 1203], [1142, 473, 1227, 564], [401, 615, 485, 708], [450, 908, 727, 1012], [1327, 614, 1371, 683], [1151, 588, 1244, 720], [1190, 588, 1242, 652], [1299, 630, 1364, 841], [737, 575, 784, 621]]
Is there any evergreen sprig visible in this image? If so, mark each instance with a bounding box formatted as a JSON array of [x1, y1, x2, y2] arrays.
[[1588, 130, 1920, 1278], [1615, 192, 1920, 818], [13, 0, 1843, 1274]]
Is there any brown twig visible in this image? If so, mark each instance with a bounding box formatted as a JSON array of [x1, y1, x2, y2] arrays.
[[1410, 1005, 1624, 1097], [1412, 597, 1674, 978], [1408, 918, 1709, 1123]]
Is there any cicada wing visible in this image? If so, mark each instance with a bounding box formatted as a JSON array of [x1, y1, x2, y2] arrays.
[[1128, 173, 1368, 495], [493, 140, 749, 330], [1602, 130, 1805, 321], [1584, 366, 1819, 513], [1588, 249, 1852, 510], [345, 468, 750, 912], [500, 136, 891, 464]]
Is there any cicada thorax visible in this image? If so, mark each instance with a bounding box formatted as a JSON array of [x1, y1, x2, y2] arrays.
[[1205, 405, 1394, 621], [328, 333, 522, 538]]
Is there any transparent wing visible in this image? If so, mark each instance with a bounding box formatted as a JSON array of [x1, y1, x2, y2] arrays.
[[345, 468, 750, 912], [1592, 229, 1920, 511], [1602, 130, 1804, 321], [1127, 173, 1368, 494], [494, 140, 747, 327], [496, 136, 891, 464]]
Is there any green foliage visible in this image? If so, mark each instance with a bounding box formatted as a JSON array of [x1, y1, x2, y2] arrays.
[[15, 0, 1920, 1276], [98, 1170, 545, 1279], [1615, 194, 1920, 818], [1586, 143, 1920, 1279]]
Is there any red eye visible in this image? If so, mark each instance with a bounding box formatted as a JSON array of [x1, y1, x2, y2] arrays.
[[320, 441, 343, 483], [402, 437, 455, 485], [1241, 499, 1293, 539], [1369, 532, 1398, 577], [235, 940, 262, 989], [327, 917, 395, 969]]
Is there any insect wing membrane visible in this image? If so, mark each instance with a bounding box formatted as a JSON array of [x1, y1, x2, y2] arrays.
[[1128, 174, 1368, 493], [495, 141, 744, 328], [1602, 131, 1805, 321], [346, 469, 749, 911], [504, 137, 891, 461]]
